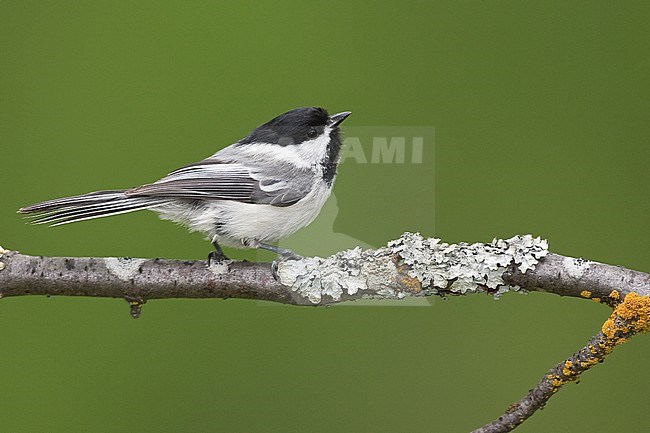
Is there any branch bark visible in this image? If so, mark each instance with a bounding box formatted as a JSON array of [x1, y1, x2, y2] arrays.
[[471, 292, 650, 433], [1, 234, 649, 432], [2, 234, 648, 304]]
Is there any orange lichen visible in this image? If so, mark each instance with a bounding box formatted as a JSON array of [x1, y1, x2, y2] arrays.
[[544, 292, 650, 400], [393, 261, 423, 294], [592, 297, 601, 303], [580, 290, 592, 298], [579, 357, 600, 369], [550, 369, 583, 393], [562, 360, 575, 377], [399, 273, 423, 294], [601, 292, 650, 348]]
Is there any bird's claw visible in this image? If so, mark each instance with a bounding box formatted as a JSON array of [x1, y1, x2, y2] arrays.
[[207, 250, 229, 267], [271, 252, 303, 281]]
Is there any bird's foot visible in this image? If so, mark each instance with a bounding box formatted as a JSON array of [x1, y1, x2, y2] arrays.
[[207, 250, 229, 267], [271, 250, 303, 281], [241, 240, 302, 280], [207, 239, 229, 266]]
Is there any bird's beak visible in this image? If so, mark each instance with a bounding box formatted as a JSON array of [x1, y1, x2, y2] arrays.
[[328, 111, 351, 127]]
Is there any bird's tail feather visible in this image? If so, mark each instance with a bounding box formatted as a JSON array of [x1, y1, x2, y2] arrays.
[[18, 190, 166, 226]]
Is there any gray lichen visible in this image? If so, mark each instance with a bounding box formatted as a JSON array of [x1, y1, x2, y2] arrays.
[[105, 257, 147, 281], [277, 247, 399, 304], [207, 260, 230, 276], [390, 233, 549, 296], [562, 256, 593, 279], [277, 233, 549, 305]]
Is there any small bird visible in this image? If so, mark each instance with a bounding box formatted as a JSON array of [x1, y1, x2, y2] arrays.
[[19, 107, 351, 263]]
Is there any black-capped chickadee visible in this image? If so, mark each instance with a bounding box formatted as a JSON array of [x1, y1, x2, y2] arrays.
[[19, 107, 351, 262]]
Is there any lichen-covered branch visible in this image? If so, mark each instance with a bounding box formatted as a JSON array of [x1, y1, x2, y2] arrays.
[[472, 292, 650, 433], [1, 235, 650, 431], [274, 233, 650, 302], [1, 234, 649, 306]]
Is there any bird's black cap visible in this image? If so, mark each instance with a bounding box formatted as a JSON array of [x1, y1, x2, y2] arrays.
[[238, 107, 350, 147]]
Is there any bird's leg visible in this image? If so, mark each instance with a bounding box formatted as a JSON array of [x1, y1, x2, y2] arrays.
[[255, 242, 303, 281], [258, 243, 302, 261], [207, 240, 229, 265]]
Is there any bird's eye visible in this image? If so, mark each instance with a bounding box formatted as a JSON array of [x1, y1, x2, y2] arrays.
[[307, 128, 318, 139]]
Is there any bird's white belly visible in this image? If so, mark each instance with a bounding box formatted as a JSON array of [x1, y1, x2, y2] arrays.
[[155, 181, 333, 249]]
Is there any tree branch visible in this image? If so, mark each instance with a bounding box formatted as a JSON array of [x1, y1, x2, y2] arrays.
[[471, 291, 650, 433], [2, 234, 647, 304], [1, 234, 649, 432]]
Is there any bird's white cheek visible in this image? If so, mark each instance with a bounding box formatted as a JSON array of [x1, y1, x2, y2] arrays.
[[294, 130, 331, 167], [231, 128, 332, 169]]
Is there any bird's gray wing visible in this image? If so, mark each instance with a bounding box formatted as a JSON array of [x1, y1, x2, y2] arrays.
[[125, 158, 313, 207]]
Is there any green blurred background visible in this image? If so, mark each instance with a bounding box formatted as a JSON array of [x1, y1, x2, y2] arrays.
[[1, 1, 648, 432]]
